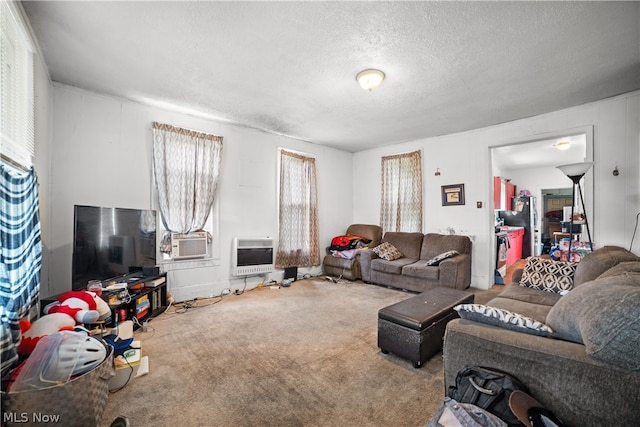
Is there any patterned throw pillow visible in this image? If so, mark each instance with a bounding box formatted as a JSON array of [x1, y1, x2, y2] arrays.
[[426, 250, 460, 266], [454, 304, 554, 336], [372, 242, 403, 261], [519, 257, 577, 293]]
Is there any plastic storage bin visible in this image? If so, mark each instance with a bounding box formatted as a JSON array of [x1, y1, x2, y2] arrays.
[[109, 340, 141, 391]]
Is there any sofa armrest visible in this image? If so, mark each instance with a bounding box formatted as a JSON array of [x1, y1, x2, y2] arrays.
[[443, 319, 640, 427], [438, 254, 471, 289], [360, 249, 378, 282], [512, 267, 524, 284]]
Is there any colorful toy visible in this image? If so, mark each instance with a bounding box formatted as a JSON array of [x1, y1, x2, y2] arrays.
[[17, 313, 76, 355], [43, 290, 111, 324], [17, 291, 111, 355]]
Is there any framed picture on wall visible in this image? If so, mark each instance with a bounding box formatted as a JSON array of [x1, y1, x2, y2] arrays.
[[442, 184, 465, 206]]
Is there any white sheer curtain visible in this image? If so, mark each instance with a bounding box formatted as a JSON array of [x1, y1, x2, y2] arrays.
[[380, 150, 423, 233], [152, 122, 223, 233], [276, 149, 320, 268]]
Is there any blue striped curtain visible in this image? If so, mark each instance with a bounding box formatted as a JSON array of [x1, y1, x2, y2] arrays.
[[0, 162, 42, 376]]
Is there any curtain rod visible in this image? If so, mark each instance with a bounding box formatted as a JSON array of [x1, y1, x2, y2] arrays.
[[1, 154, 31, 172], [153, 122, 223, 142]]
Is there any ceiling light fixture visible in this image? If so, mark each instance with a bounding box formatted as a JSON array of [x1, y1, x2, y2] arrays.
[[356, 69, 385, 91], [555, 140, 571, 151]]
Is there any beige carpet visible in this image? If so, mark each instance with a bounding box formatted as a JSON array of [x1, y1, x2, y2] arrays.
[[99, 279, 501, 427]]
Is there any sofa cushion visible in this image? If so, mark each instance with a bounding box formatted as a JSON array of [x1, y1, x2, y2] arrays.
[[519, 257, 577, 293], [426, 250, 459, 266], [372, 242, 403, 261], [401, 260, 439, 280], [494, 285, 562, 307], [546, 274, 640, 370], [454, 304, 553, 337], [345, 224, 383, 248], [573, 246, 639, 286], [420, 233, 471, 261], [596, 261, 640, 279], [371, 257, 416, 275], [381, 232, 424, 260]]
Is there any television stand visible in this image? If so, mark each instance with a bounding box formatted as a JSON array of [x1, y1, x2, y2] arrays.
[[40, 273, 168, 330], [104, 273, 167, 329]]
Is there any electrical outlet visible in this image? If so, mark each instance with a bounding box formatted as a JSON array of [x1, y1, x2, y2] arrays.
[[476, 201, 483, 208]]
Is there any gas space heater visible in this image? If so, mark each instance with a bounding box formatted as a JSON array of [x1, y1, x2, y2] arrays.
[[231, 237, 274, 276]]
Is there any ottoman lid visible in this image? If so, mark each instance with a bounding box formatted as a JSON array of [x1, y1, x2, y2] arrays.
[[378, 287, 474, 330]]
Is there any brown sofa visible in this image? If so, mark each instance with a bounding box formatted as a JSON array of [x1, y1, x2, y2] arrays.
[[443, 246, 640, 427], [322, 224, 382, 280], [360, 232, 472, 292]]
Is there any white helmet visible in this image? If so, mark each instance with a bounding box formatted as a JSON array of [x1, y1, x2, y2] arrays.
[[12, 331, 107, 391], [54, 331, 107, 376]]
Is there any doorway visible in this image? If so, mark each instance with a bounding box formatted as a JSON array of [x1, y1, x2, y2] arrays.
[[490, 127, 592, 285], [540, 188, 573, 254]]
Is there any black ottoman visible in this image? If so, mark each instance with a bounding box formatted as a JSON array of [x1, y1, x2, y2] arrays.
[[378, 287, 474, 368]]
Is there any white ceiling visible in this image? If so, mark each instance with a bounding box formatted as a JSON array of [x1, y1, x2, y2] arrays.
[[22, 1, 640, 153], [492, 134, 587, 173]]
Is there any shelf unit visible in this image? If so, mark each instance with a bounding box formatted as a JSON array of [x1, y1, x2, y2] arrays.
[[107, 274, 167, 328], [41, 273, 168, 330]]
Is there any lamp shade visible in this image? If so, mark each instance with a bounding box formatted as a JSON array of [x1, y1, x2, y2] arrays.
[[356, 69, 385, 91], [557, 162, 593, 181]]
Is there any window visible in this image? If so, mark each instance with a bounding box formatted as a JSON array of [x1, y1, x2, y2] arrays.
[[275, 149, 320, 268], [0, 0, 35, 167], [152, 122, 223, 258], [380, 150, 423, 233]]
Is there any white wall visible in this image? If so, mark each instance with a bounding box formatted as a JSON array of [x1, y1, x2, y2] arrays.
[[45, 84, 354, 300], [31, 30, 53, 298], [353, 91, 640, 290], [38, 85, 640, 296]]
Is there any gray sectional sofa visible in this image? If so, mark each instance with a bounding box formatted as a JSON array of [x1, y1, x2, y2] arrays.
[[443, 246, 640, 427], [360, 232, 472, 292]]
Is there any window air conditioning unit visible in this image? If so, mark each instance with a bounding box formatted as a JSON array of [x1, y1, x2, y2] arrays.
[[231, 237, 274, 276], [171, 232, 208, 259]]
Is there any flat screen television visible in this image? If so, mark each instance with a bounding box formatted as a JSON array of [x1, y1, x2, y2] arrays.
[[72, 205, 157, 291]]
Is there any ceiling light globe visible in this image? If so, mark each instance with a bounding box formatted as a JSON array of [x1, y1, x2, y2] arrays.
[[356, 69, 385, 91], [556, 140, 571, 151]]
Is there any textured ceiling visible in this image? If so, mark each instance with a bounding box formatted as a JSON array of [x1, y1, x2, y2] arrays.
[[22, 1, 640, 153]]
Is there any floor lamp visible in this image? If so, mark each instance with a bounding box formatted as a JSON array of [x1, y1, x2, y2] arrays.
[[556, 162, 594, 261]]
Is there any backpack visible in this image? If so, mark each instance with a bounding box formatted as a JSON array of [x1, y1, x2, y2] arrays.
[[448, 366, 528, 427]]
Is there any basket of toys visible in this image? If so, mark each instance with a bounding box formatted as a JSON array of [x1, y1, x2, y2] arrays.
[[1, 331, 114, 427]]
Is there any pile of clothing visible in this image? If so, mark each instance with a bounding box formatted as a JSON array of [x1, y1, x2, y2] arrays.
[[329, 234, 372, 259]]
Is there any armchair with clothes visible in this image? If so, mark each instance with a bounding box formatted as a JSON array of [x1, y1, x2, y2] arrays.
[[322, 224, 382, 281]]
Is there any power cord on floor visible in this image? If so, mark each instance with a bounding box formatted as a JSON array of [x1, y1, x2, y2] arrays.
[[109, 351, 134, 394], [324, 267, 345, 283], [233, 276, 249, 295], [171, 295, 223, 314], [630, 211, 640, 252]]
